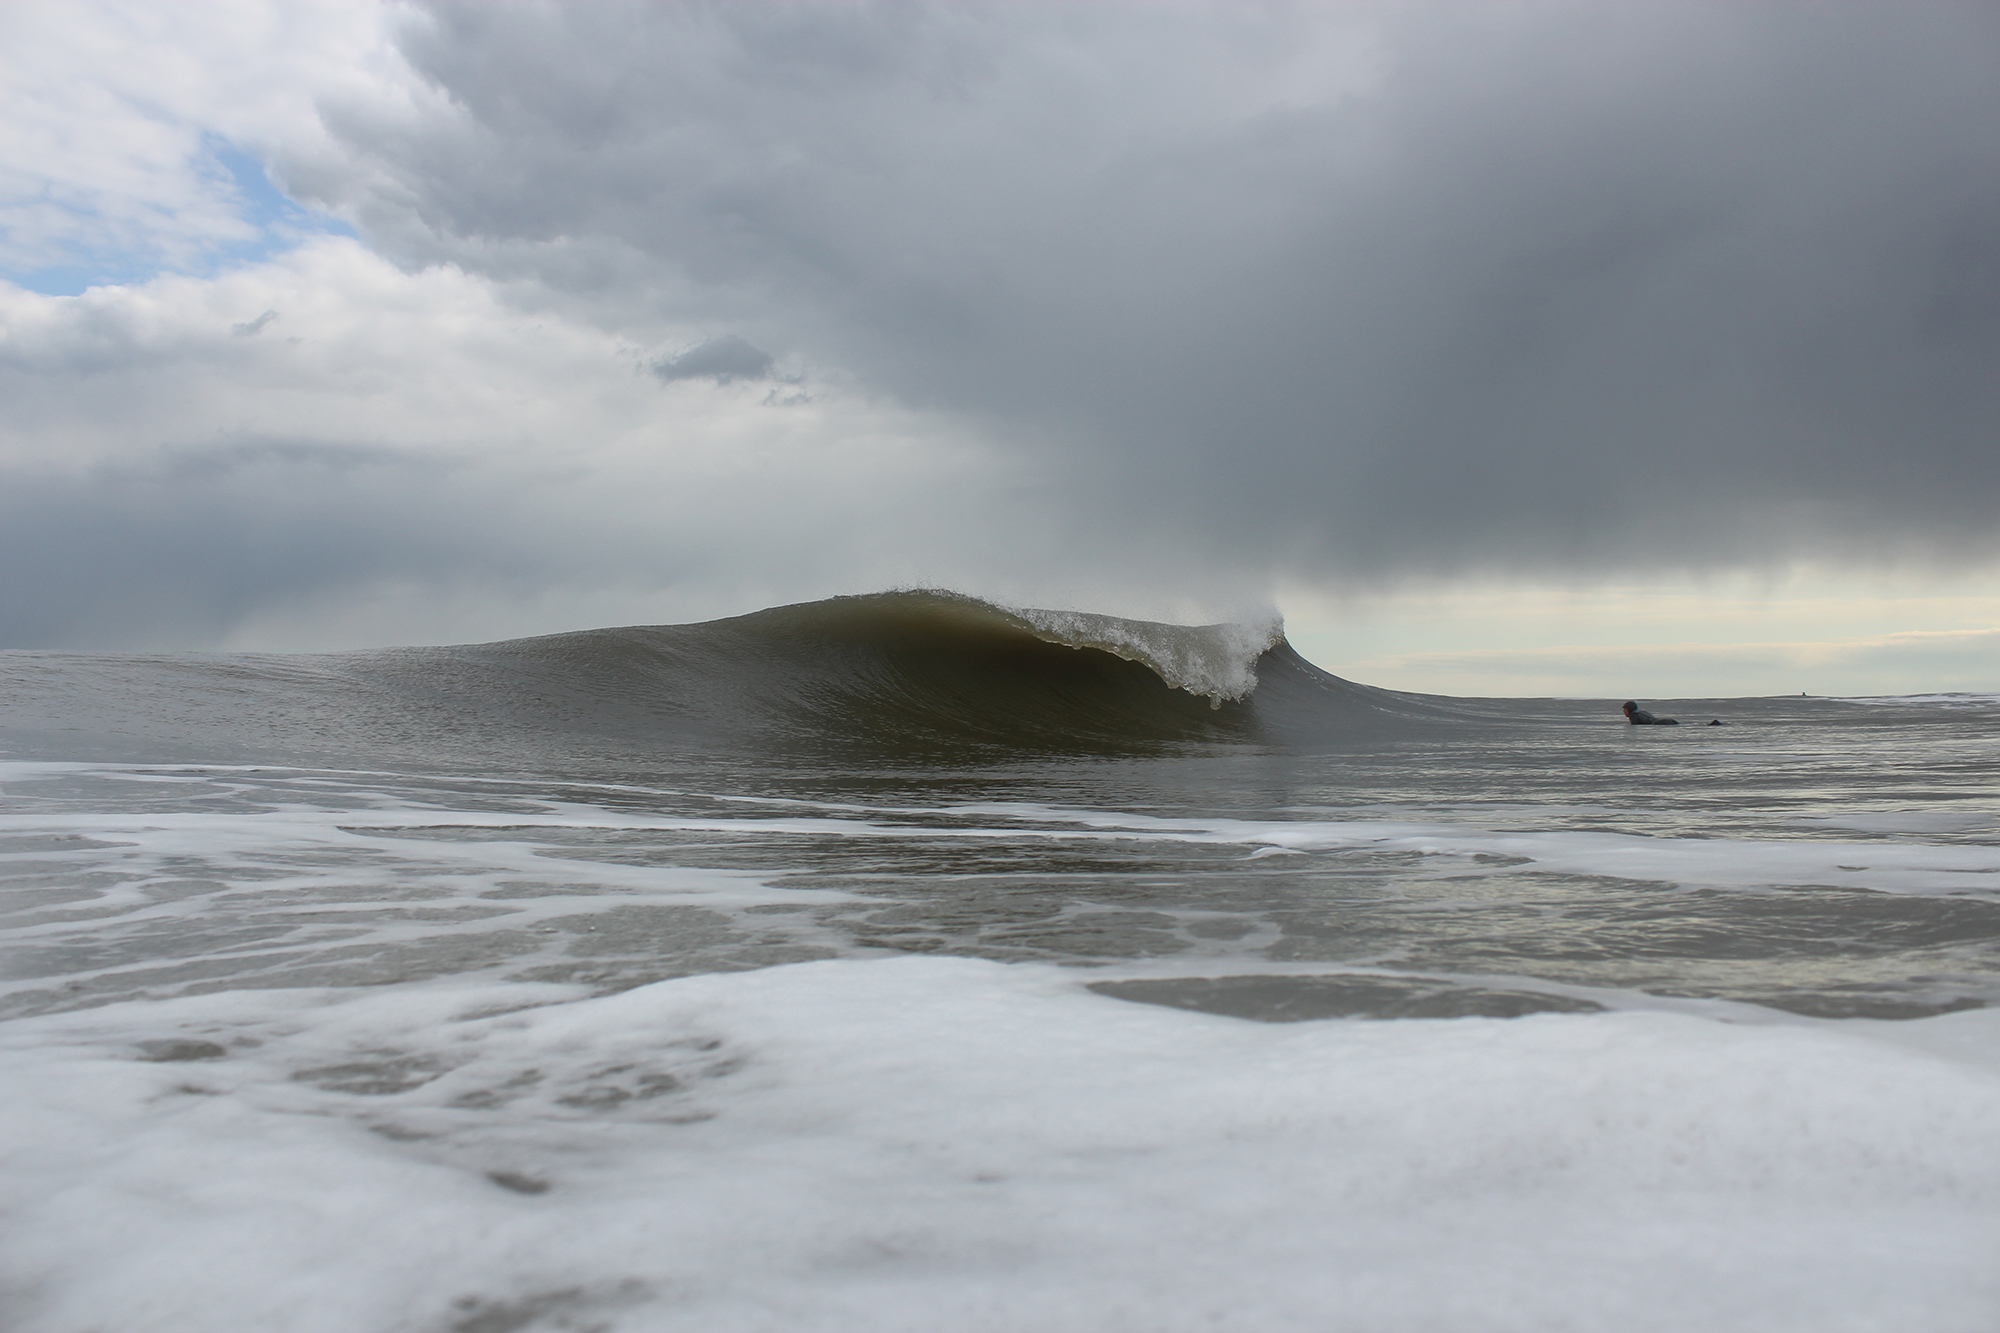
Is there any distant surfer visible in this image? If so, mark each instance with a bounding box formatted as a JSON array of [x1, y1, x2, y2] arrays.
[[1622, 701, 1678, 726]]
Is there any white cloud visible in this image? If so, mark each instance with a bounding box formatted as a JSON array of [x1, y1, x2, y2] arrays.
[[0, 240, 1079, 648], [0, 0, 396, 281]]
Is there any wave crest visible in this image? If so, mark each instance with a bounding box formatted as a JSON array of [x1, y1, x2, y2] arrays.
[[1006, 604, 1283, 705]]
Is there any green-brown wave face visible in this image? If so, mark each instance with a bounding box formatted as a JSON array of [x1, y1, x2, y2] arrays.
[[0, 591, 1494, 772]]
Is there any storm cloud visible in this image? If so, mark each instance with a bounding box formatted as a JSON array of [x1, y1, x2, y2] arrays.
[[4, 2, 1999, 655], [300, 0, 2000, 579], [652, 335, 775, 385]]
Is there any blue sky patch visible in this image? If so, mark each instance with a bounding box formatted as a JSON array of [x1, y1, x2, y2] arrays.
[[5, 136, 358, 297]]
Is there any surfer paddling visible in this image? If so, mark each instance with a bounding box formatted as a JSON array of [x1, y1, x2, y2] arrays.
[[1622, 701, 1679, 726]]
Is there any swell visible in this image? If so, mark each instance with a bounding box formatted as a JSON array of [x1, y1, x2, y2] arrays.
[[0, 591, 1490, 769]]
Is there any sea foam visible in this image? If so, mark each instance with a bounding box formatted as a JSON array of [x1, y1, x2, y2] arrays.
[[1008, 603, 1286, 703], [4, 956, 1999, 1333]]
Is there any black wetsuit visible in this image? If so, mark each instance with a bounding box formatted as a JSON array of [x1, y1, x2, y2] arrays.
[[1624, 706, 1678, 726]]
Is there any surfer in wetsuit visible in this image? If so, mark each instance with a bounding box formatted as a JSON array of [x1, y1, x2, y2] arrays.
[[1622, 700, 1679, 726]]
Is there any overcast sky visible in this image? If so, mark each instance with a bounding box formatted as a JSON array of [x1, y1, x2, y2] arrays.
[[3, 1, 1996, 694]]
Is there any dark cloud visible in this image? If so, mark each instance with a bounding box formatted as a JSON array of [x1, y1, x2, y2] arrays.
[[307, 0, 2000, 583], [652, 334, 773, 384], [0, 421, 1011, 650], [0, 443, 455, 647]]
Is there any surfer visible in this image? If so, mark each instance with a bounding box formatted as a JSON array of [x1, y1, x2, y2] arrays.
[[1622, 701, 1679, 726]]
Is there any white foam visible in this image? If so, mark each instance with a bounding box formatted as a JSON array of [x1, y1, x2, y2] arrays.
[[8, 763, 1993, 1017], [0, 764, 858, 1010], [1009, 605, 1285, 703], [943, 802, 2000, 897], [57, 796, 1990, 902], [4, 956, 1999, 1333], [7, 760, 2000, 1328]]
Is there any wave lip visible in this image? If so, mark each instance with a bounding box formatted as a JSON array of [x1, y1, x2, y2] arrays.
[[1006, 603, 1283, 706]]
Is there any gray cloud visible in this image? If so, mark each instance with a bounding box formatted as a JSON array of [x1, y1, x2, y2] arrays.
[[0, 239, 1106, 650], [8, 2, 1999, 655], [0, 440, 472, 647], [0, 432, 864, 650], [652, 335, 773, 384], [304, 0, 2000, 583]]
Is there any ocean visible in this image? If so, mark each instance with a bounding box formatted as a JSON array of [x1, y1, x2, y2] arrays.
[[3, 590, 1997, 1332]]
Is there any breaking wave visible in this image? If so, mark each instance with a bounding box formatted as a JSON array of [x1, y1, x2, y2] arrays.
[[1003, 601, 1283, 704], [0, 591, 1482, 769]]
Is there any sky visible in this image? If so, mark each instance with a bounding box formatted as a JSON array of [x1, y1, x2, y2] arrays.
[[2, 1, 1997, 697]]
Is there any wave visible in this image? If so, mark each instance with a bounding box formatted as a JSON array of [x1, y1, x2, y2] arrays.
[[0, 591, 1487, 768], [1003, 600, 1282, 704]]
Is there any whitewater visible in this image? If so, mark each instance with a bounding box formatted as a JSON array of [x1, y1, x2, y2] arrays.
[[3, 592, 1997, 1332]]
